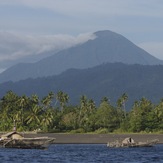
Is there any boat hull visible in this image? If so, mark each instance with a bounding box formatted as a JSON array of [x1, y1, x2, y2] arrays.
[[0, 137, 55, 149], [107, 138, 159, 148]]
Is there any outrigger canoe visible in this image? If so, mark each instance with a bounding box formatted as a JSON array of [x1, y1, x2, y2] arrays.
[[0, 131, 55, 149], [107, 137, 159, 148]]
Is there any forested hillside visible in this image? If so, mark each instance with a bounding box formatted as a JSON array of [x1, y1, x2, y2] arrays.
[[1, 63, 163, 109]]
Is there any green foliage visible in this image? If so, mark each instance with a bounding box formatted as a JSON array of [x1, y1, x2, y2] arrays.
[[1, 91, 163, 133], [94, 101, 119, 132], [69, 128, 85, 133], [128, 97, 154, 132], [95, 128, 109, 134]]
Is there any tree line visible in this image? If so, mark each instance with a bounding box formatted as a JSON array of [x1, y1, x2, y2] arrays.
[[0, 90, 163, 133]]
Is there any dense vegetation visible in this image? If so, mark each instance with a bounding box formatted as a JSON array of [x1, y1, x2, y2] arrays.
[[1, 90, 163, 134], [1, 63, 163, 109]]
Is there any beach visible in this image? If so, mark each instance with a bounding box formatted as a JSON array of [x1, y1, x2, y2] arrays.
[[24, 133, 163, 144]]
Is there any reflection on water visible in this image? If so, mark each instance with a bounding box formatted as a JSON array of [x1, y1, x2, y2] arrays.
[[0, 144, 163, 163]]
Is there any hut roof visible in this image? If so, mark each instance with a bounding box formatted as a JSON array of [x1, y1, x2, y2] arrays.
[[2, 131, 23, 138]]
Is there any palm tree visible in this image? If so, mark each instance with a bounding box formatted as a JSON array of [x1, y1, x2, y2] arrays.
[[101, 97, 109, 103], [0, 91, 19, 131], [80, 95, 88, 111], [41, 92, 54, 110], [56, 91, 69, 110], [117, 93, 128, 118], [154, 99, 163, 130], [25, 105, 42, 130], [31, 94, 40, 105], [87, 99, 96, 115], [16, 95, 29, 129], [40, 108, 54, 131]]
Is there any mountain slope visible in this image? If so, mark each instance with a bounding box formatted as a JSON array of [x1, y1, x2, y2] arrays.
[[0, 30, 163, 83], [1, 63, 163, 110]]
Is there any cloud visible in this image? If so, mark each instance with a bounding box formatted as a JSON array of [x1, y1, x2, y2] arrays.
[[1, 0, 163, 18], [0, 0, 163, 67], [1, 0, 163, 36], [0, 68, 5, 73], [0, 31, 95, 63]]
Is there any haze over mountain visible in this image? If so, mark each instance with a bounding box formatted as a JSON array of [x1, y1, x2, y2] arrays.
[[0, 30, 163, 83]]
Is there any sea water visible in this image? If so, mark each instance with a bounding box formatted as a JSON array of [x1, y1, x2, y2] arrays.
[[0, 144, 163, 163]]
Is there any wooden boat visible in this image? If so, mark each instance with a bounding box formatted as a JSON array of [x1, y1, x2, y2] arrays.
[[107, 137, 159, 148], [0, 131, 55, 149]]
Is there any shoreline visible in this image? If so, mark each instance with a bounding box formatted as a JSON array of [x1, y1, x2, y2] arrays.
[[24, 133, 163, 144]]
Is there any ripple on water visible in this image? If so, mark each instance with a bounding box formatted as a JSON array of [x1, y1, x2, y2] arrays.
[[0, 144, 163, 163]]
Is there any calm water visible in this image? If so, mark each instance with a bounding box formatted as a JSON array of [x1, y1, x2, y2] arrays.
[[0, 144, 163, 163]]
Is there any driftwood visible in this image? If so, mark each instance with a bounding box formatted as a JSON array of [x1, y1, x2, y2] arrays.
[[107, 137, 159, 148]]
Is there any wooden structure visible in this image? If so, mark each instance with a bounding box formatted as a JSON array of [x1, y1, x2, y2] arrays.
[[107, 137, 159, 148], [0, 131, 55, 149]]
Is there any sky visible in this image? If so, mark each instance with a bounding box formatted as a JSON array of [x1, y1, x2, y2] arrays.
[[0, 0, 163, 72]]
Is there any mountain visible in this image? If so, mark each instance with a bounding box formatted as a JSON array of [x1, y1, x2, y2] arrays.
[[0, 30, 163, 83], [1, 63, 163, 110]]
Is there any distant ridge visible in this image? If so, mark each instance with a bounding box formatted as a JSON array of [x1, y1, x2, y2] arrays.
[[1, 63, 163, 110], [0, 30, 163, 83]]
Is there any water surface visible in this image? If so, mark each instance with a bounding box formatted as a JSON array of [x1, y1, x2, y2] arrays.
[[0, 144, 163, 163]]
